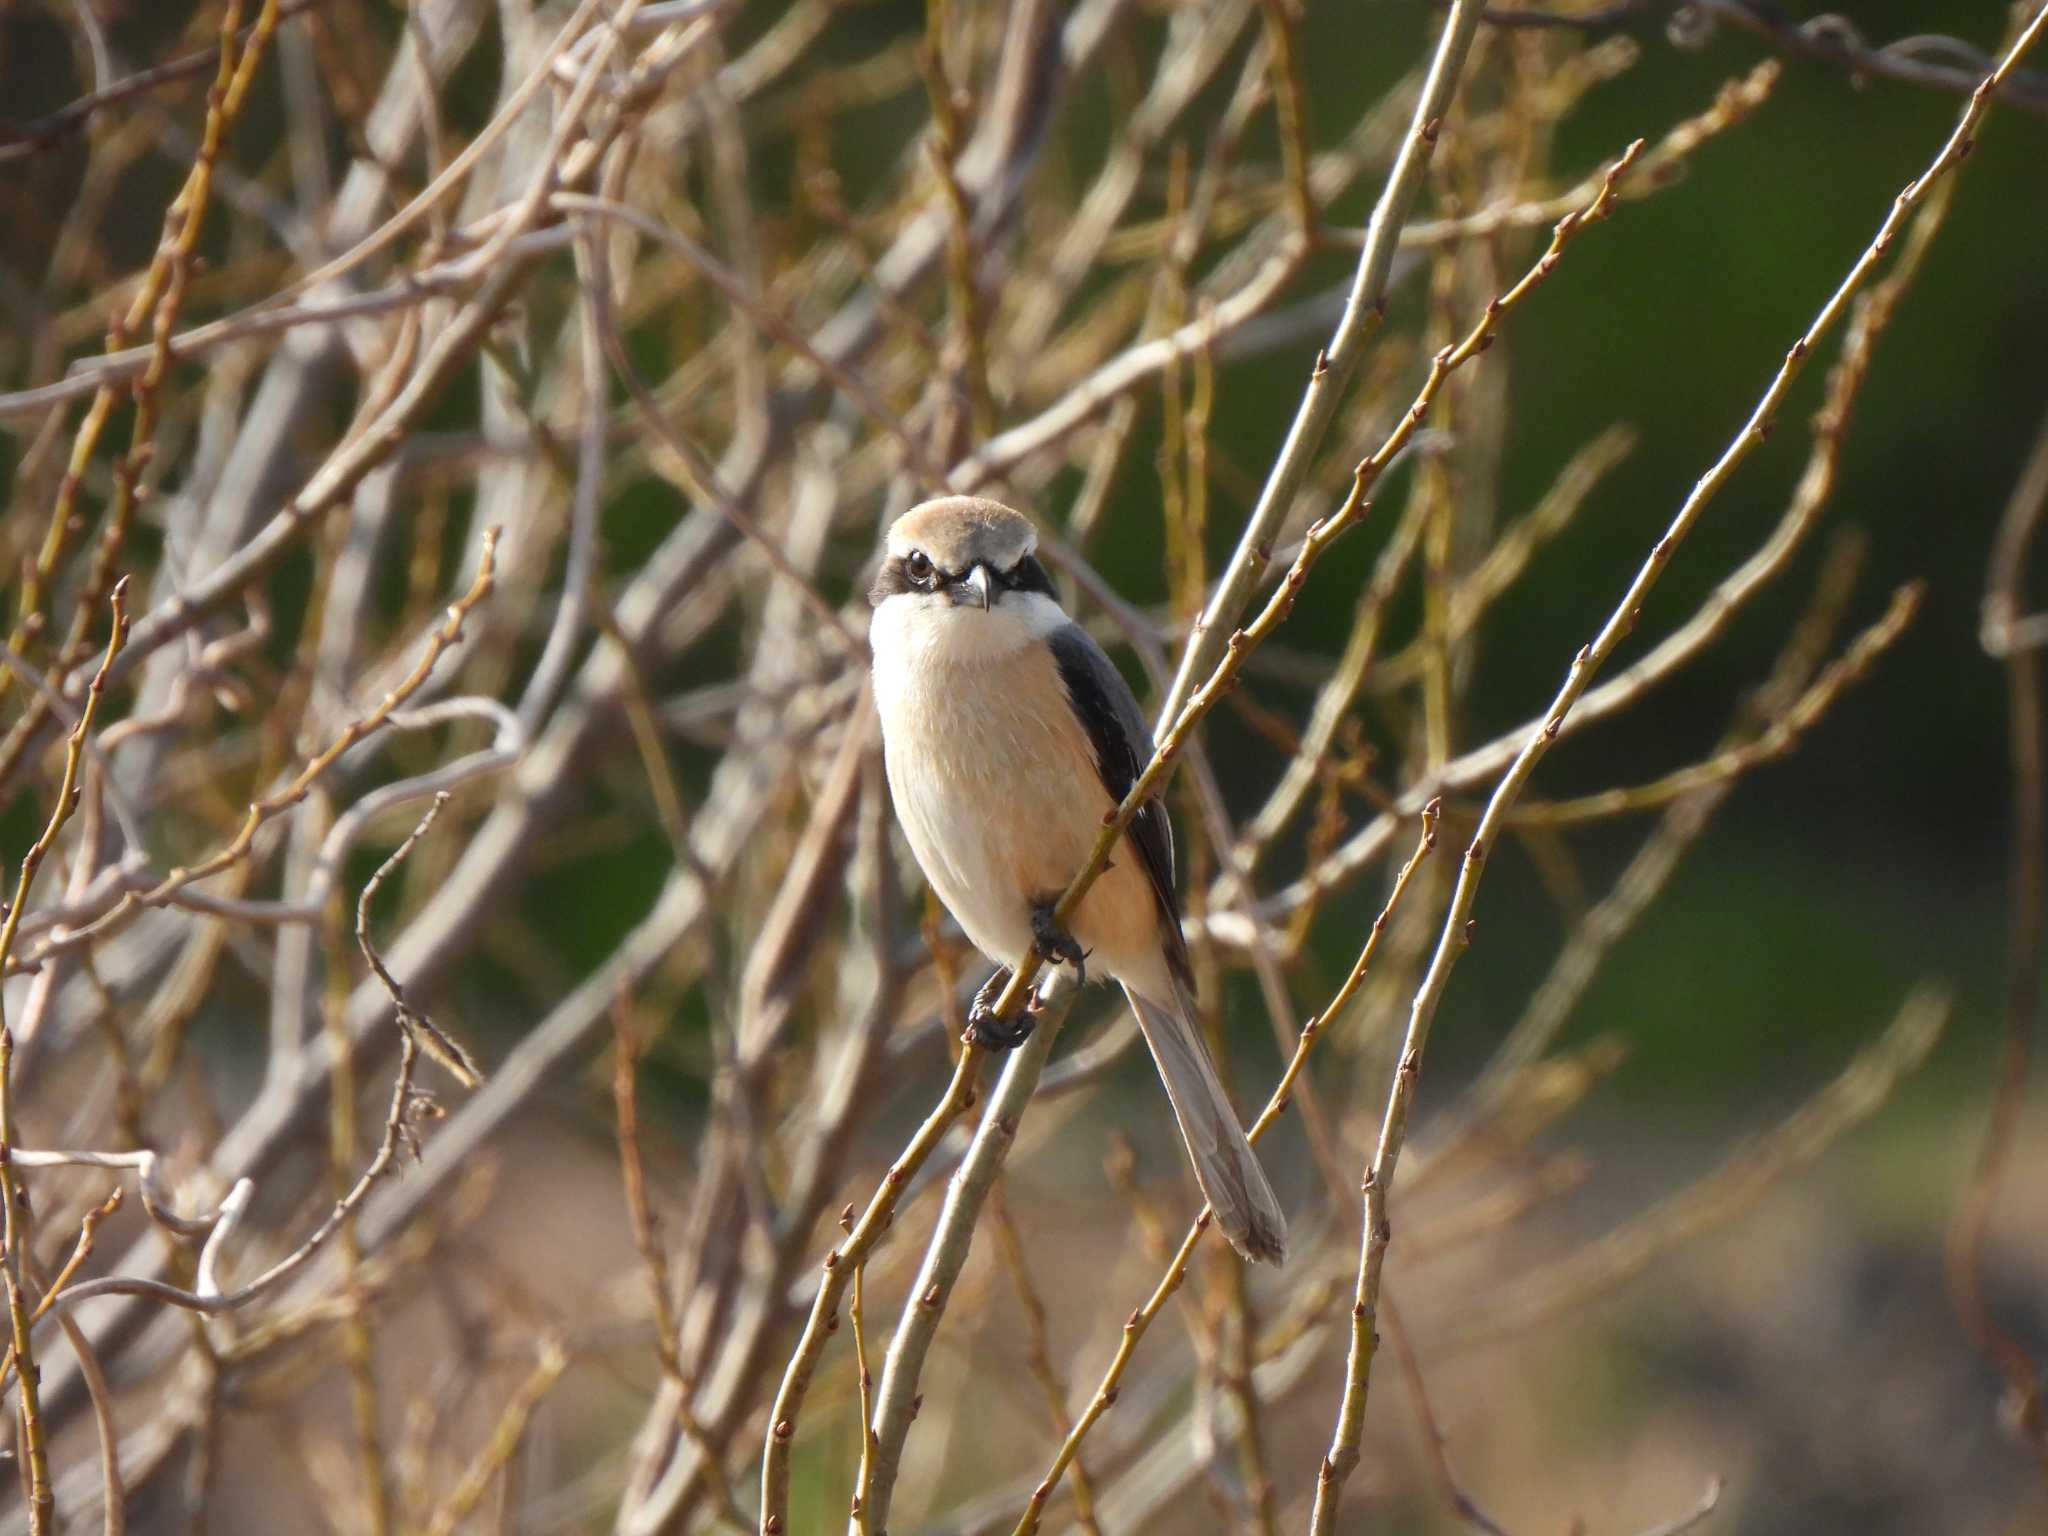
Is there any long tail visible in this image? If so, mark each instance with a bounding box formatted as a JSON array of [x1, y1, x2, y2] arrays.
[[1124, 985, 1287, 1264]]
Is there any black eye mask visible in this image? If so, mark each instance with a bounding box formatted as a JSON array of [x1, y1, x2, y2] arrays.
[[868, 551, 1055, 606]]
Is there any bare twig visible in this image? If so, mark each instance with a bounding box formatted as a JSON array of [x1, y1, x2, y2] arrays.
[[1628, 1477, 1723, 1536], [1158, 0, 1490, 729], [1384, 1292, 1512, 1536], [1507, 580, 1922, 826], [355, 793, 478, 1089]]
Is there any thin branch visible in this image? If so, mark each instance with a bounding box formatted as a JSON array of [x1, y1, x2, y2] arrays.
[[1157, 0, 1491, 729], [611, 996, 683, 1384], [1257, 0, 1316, 240], [355, 793, 478, 1089], [1628, 1478, 1722, 1536], [1690, 0, 2048, 117], [1459, 0, 2048, 116], [987, 1186, 1103, 1536], [849, 1254, 877, 1536], [1508, 579, 1921, 826], [1, 0, 281, 746], [1383, 1291, 1512, 1536]]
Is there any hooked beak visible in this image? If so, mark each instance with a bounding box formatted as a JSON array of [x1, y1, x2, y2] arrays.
[[950, 563, 993, 612]]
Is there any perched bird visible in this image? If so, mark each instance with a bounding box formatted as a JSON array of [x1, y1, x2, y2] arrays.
[[868, 496, 1287, 1263]]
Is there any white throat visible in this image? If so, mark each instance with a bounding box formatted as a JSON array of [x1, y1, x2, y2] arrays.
[[869, 590, 1068, 671]]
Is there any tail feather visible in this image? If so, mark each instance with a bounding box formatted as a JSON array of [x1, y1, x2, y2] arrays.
[[1124, 985, 1287, 1264]]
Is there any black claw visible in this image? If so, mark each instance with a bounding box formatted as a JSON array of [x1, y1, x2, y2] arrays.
[[1030, 902, 1090, 990], [965, 966, 1034, 1050]]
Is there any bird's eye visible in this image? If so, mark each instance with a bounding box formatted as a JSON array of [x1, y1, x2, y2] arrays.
[[905, 549, 934, 585]]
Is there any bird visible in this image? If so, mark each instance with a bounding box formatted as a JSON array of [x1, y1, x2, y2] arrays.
[[867, 495, 1287, 1264]]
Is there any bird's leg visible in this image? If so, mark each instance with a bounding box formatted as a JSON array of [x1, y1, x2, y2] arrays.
[[1030, 901, 1090, 990], [965, 966, 1034, 1050]]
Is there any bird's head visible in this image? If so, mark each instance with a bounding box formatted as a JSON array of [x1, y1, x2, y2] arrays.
[[870, 497, 1059, 628]]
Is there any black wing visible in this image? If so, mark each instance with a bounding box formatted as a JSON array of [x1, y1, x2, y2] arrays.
[[1046, 623, 1191, 983]]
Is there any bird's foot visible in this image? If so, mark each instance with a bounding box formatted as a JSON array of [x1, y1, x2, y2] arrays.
[[965, 966, 1034, 1050], [1030, 902, 1090, 990]]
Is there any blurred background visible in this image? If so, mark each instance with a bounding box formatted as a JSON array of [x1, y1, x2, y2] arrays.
[[1, 1, 2044, 1532]]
